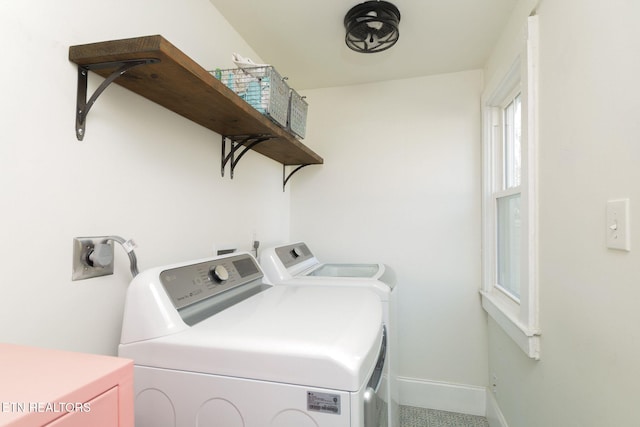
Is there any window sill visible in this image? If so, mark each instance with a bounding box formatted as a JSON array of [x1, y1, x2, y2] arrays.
[[481, 290, 541, 360]]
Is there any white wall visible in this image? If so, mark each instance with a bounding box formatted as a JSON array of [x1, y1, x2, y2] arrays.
[[0, 0, 290, 356], [291, 71, 488, 412], [485, 0, 640, 425]]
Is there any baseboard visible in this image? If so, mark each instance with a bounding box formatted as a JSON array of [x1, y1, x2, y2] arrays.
[[485, 389, 509, 427], [397, 376, 487, 416]]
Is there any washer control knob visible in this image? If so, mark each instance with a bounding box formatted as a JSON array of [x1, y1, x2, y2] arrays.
[[209, 265, 229, 283], [291, 247, 303, 258]]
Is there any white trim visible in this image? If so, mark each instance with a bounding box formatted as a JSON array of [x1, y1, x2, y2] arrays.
[[485, 57, 522, 106], [486, 389, 509, 427], [398, 376, 487, 416], [481, 15, 540, 359], [481, 290, 540, 359], [522, 15, 540, 330]]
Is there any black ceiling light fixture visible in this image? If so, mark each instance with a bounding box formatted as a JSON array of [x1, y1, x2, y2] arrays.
[[344, 0, 401, 53]]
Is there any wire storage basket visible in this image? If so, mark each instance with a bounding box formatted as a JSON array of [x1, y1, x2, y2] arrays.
[[213, 66, 290, 128], [288, 89, 308, 139]]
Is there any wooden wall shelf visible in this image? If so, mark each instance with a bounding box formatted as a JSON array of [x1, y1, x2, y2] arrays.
[[68, 35, 323, 167]]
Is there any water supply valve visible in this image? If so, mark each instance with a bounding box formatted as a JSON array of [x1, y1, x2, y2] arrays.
[[72, 236, 139, 281], [87, 243, 114, 268], [72, 237, 115, 280]]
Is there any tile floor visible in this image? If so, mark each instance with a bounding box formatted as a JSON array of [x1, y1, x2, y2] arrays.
[[400, 405, 489, 427]]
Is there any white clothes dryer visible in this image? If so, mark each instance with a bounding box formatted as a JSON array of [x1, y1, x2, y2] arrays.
[[259, 242, 399, 427], [119, 252, 388, 427]]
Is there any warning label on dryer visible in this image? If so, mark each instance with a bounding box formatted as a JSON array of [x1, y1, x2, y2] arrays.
[[307, 391, 341, 415]]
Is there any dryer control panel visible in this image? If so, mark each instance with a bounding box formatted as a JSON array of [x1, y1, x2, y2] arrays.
[[160, 254, 263, 311]]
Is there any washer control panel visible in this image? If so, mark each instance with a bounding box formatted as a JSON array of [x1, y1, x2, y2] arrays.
[[274, 242, 314, 268], [160, 253, 263, 310]]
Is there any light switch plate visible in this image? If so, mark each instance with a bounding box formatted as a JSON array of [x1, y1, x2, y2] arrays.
[[606, 199, 630, 251]]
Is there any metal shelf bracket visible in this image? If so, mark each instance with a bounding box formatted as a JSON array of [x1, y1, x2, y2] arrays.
[[75, 58, 159, 140], [221, 135, 275, 179], [282, 164, 310, 191]]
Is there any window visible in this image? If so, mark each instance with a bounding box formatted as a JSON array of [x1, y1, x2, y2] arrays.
[[497, 191, 521, 300], [481, 16, 540, 359], [496, 91, 522, 301]]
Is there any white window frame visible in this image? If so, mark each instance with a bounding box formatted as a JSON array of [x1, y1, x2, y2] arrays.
[[481, 16, 540, 359]]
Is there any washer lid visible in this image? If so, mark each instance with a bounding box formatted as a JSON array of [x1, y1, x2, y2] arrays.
[[260, 242, 396, 289], [119, 285, 383, 392], [306, 263, 381, 278]]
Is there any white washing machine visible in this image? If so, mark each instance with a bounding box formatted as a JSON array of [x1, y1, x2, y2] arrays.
[[260, 242, 399, 427], [119, 252, 388, 427]]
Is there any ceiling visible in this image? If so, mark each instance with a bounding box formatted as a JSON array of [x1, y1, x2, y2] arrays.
[[208, 0, 516, 90]]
